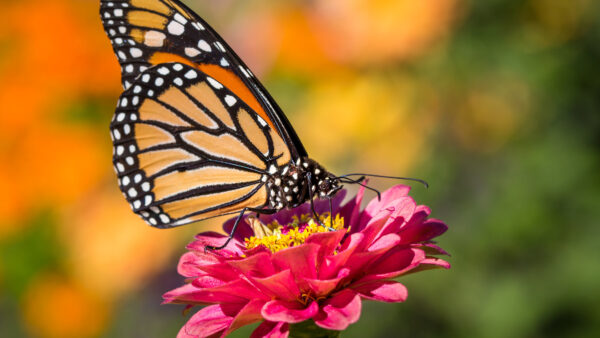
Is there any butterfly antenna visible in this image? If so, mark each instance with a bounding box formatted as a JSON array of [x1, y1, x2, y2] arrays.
[[339, 177, 382, 201], [339, 173, 429, 189]]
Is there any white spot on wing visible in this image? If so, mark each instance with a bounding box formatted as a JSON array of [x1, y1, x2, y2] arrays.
[[184, 70, 197, 79], [130, 48, 143, 58], [174, 13, 188, 25], [206, 77, 223, 89], [224, 95, 236, 106], [167, 21, 185, 35], [185, 47, 200, 57], [214, 41, 226, 52], [257, 116, 267, 127], [197, 40, 211, 52]]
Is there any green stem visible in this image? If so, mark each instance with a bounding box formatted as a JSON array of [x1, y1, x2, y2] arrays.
[[289, 320, 341, 338]]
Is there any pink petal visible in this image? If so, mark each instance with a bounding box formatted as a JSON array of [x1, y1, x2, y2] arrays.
[[399, 218, 448, 244], [262, 300, 319, 323], [416, 242, 450, 256], [305, 268, 350, 297], [362, 248, 425, 281], [419, 257, 451, 269], [190, 276, 227, 289], [314, 289, 361, 330], [163, 283, 199, 304], [178, 252, 216, 277], [165, 279, 265, 305], [226, 252, 276, 278], [360, 185, 411, 227], [368, 233, 400, 252], [250, 321, 289, 338], [179, 303, 244, 337], [356, 209, 394, 251], [223, 217, 254, 243], [271, 243, 320, 289], [222, 299, 266, 336], [196, 262, 242, 282], [319, 233, 364, 279], [378, 197, 417, 236], [305, 229, 346, 259], [193, 279, 268, 302], [187, 232, 245, 257], [251, 269, 300, 302], [340, 185, 365, 232], [352, 280, 408, 302]]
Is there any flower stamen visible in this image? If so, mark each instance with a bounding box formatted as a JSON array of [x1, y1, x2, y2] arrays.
[[245, 213, 345, 253]]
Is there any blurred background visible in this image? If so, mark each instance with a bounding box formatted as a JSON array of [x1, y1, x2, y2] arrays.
[[1, 0, 599, 337]]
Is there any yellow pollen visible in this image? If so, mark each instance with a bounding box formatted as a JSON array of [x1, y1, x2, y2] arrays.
[[245, 213, 346, 253]]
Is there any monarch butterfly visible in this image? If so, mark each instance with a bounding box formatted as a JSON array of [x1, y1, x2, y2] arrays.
[[100, 0, 424, 247]]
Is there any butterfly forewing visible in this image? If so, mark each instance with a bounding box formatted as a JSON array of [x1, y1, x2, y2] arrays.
[[110, 62, 293, 227], [100, 0, 306, 157]]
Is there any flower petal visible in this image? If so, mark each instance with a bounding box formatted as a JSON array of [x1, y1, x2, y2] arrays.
[[223, 217, 254, 243], [179, 303, 244, 337], [378, 197, 417, 236], [187, 232, 244, 256], [222, 299, 266, 337], [178, 252, 216, 277], [165, 279, 265, 305], [250, 321, 289, 338], [360, 185, 411, 228], [197, 262, 242, 282], [416, 242, 450, 256], [226, 252, 276, 278], [352, 280, 408, 302], [305, 229, 346, 259], [363, 247, 425, 281], [368, 233, 400, 252], [271, 243, 320, 288], [340, 184, 366, 232], [319, 233, 364, 280], [314, 289, 361, 330], [262, 300, 319, 323], [305, 268, 350, 297], [399, 218, 448, 244], [251, 269, 300, 302]]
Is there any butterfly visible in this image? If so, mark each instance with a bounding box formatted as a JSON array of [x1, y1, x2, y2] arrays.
[[100, 0, 423, 247]]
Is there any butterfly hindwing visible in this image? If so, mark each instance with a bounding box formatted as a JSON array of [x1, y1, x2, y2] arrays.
[[110, 62, 293, 227]]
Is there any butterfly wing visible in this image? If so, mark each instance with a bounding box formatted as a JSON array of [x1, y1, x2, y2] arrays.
[[100, 0, 306, 159], [111, 62, 294, 227]]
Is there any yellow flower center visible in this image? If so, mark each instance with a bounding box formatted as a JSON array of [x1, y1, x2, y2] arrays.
[[245, 213, 346, 253]]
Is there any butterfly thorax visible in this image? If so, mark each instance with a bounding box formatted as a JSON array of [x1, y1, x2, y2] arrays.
[[265, 158, 341, 210]]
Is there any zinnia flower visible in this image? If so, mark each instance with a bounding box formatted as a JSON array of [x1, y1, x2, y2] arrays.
[[163, 185, 450, 337]]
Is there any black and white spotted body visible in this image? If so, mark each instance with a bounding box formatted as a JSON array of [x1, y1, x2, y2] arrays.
[[265, 158, 341, 210]]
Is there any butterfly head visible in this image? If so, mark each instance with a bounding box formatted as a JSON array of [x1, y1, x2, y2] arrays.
[[317, 174, 342, 198]]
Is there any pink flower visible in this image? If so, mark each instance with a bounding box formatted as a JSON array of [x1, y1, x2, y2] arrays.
[[163, 185, 450, 338]]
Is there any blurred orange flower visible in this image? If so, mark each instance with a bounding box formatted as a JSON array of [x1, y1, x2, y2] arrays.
[[22, 274, 110, 338], [0, 0, 120, 227], [59, 185, 187, 298], [295, 72, 439, 176], [310, 0, 460, 65]]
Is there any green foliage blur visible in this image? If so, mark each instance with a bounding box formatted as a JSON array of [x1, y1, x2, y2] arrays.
[[0, 0, 598, 337]]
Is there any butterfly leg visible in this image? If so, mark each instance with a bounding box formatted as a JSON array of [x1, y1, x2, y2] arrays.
[[305, 173, 335, 230], [205, 207, 278, 252], [205, 207, 250, 251]]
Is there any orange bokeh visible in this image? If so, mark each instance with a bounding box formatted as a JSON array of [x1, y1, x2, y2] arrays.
[[310, 0, 460, 65], [22, 274, 110, 338], [295, 72, 439, 175], [0, 0, 120, 227], [58, 184, 187, 298]]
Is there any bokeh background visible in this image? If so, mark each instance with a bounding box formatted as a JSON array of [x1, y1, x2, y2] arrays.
[[1, 0, 599, 337]]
